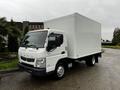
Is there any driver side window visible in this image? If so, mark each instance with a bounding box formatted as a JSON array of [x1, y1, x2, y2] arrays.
[[47, 33, 63, 52]]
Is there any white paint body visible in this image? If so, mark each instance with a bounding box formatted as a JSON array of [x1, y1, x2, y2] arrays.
[[18, 13, 101, 74], [44, 13, 101, 59]]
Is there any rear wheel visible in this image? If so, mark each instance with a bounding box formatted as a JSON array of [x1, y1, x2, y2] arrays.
[[54, 63, 65, 79], [86, 56, 95, 66]]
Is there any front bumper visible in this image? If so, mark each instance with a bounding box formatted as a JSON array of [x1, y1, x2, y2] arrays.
[[18, 63, 47, 76]]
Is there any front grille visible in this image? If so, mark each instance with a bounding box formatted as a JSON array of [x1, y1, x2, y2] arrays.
[[21, 56, 35, 62], [21, 62, 34, 68]]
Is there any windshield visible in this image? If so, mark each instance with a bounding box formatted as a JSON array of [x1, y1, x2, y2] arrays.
[[20, 31, 48, 48]]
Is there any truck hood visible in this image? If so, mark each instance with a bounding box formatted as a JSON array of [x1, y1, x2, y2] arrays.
[[18, 47, 47, 59]]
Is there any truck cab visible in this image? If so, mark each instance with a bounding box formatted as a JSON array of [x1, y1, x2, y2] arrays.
[[18, 29, 68, 79]]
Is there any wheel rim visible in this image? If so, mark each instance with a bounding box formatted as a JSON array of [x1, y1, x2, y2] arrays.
[[57, 66, 65, 77], [92, 57, 95, 64]]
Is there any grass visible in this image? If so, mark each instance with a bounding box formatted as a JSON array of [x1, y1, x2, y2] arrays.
[[102, 45, 120, 49], [0, 58, 18, 70], [0, 52, 17, 54]]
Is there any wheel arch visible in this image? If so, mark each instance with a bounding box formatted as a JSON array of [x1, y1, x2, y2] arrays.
[[55, 58, 69, 70]]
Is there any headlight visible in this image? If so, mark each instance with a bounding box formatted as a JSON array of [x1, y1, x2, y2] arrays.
[[36, 58, 46, 68]]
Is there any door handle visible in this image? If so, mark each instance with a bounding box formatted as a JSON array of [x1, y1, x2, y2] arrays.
[[61, 51, 65, 54]]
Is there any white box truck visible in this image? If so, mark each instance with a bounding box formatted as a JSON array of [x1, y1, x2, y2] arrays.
[[18, 13, 101, 79]]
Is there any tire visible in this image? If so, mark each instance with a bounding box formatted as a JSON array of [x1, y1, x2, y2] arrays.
[[54, 63, 65, 80], [86, 56, 95, 66], [95, 56, 99, 63]]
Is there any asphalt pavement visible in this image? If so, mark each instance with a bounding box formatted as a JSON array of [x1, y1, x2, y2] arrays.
[[0, 48, 120, 90]]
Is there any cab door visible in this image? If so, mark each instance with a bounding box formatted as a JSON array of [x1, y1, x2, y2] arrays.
[[46, 33, 67, 72]]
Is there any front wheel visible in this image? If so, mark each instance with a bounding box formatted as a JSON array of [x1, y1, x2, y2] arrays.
[[86, 56, 95, 66], [54, 63, 65, 79]]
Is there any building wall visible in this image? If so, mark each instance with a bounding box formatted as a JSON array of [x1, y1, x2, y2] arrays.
[[23, 21, 44, 31]]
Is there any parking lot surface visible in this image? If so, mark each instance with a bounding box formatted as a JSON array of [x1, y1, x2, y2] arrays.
[[0, 48, 120, 90]]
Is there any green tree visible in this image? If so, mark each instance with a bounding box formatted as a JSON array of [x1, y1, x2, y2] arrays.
[[0, 17, 9, 51], [112, 27, 120, 45], [0, 18, 21, 52], [23, 26, 29, 36], [8, 19, 21, 52]]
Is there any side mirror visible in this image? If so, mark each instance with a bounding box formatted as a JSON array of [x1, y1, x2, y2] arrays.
[[46, 45, 51, 52]]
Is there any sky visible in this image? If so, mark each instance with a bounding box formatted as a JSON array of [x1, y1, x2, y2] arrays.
[[0, 0, 120, 40]]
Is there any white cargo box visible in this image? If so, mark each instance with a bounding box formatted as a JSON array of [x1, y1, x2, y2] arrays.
[[44, 13, 101, 59]]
